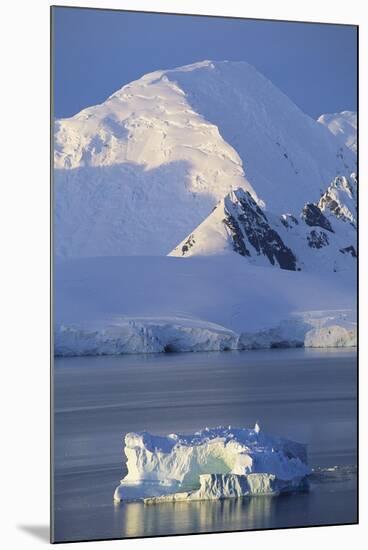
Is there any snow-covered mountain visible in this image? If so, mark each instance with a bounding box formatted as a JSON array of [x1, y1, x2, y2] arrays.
[[170, 175, 357, 274], [318, 111, 357, 153], [54, 60, 357, 355], [54, 60, 356, 258]]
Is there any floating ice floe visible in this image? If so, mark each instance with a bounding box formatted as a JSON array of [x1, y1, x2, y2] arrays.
[[113, 425, 310, 503]]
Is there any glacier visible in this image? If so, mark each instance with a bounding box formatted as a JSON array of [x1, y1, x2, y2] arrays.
[[55, 317, 239, 356], [55, 315, 357, 356], [54, 255, 356, 356], [113, 425, 310, 502]]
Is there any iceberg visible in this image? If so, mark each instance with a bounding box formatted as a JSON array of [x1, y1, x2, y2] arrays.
[[114, 425, 310, 503]]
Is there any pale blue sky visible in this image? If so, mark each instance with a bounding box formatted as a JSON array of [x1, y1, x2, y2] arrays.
[[52, 7, 357, 120]]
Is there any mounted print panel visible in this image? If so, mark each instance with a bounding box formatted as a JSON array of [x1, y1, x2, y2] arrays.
[[51, 6, 358, 543]]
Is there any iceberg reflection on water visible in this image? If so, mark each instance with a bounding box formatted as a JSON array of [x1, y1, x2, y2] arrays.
[[117, 497, 273, 538], [115, 469, 355, 540]]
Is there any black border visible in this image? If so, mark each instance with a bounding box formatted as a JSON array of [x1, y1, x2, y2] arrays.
[[50, 4, 359, 545]]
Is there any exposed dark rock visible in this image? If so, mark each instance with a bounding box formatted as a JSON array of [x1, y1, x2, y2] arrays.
[[302, 203, 334, 232], [223, 214, 251, 257], [339, 245, 357, 258], [181, 234, 195, 256], [307, 230, 329, 249], [223, 190, 297, 271], [280, 214, 299, 229]]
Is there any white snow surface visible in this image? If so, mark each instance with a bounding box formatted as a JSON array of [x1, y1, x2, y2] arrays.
[[318, 111, 357, 153], [54, 255, 356, 356], [114, 425, 310, 502], [54, 60, 356, 258]]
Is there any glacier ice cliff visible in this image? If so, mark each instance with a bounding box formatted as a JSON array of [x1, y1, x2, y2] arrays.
[[54, 255, 357, 356]]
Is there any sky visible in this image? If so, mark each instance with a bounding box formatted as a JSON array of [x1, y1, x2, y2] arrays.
[[52, 7, 357, 120]]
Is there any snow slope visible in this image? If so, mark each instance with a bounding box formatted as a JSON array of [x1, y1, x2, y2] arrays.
[[54, 60, 356, 258], [54, 255, 356, 356], [318, 111, 357, 153], [169, 178, 357, 274], [114, 425, 310, 501]]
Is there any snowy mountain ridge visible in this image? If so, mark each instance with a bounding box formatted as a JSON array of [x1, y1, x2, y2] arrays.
[[170, 174, 357, 274], [170, 187, 299, 270], [318, 111, 357, 153]]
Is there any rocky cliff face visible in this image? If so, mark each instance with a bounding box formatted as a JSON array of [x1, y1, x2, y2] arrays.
[[170, 176, 357, 274]]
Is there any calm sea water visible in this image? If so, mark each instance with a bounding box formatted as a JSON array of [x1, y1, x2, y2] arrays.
[[53, 348, 357, 542]]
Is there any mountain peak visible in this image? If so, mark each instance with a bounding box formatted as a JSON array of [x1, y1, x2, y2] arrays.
[[54, 59, 356, 259], [170, 186, 299, 271]]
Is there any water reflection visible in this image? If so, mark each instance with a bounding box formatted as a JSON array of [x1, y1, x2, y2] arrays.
[[114, 479, 356, 539], [54, 349, 357, 541], [116, 497, 275, 538]]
